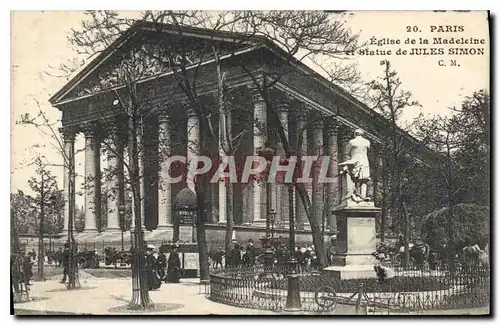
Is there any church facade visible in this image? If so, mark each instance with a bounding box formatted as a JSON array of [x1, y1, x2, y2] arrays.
[[49, 22, 428, 246]]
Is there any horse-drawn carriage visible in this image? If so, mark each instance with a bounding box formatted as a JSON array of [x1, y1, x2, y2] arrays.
[[76, 250, 100, 269], [103, 247, 132, 268]]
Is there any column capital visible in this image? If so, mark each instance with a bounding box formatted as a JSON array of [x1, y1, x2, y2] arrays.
[[59, 127, 76, 142], [325, 118, 341, 136], [295, 106, 308, 120], [157, 109, 171, 123], [312, 118, 324, 129], [81, 122, 100, 138], [183, 101, 197, 117], [246, 81, 265, 102], [275, 95, 292, 113]]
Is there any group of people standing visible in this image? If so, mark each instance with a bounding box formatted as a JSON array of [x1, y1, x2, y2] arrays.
[[145, 243, 182, 291], [209, 239, 328, 271]]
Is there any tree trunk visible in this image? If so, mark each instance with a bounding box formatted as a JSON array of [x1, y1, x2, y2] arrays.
[[295, 183, 326, 267], [37, 175, 45, 281], [263, 92, 326, 267], [224, 183, 234, 253], [195, 181, 210, 281], [127, 104, 153, 309], [402, 201, 410, 268]]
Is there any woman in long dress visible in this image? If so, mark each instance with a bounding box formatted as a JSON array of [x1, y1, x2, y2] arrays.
[[167, 245, 181, 283], [145, 248, 161, 290]]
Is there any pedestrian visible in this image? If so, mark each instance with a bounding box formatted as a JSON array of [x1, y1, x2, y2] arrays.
[[60, 243, 70, 284], [156, 250, 167, 281], [246, 239, 256, 266], [231, 242, 242, 267], [31, 249, 37, 263], [55, 248, 63, 267], [214, 247, 224, 269], [22, 252, 33, 286], [145, 246, 161, 290], [166, 244, 181, 283]]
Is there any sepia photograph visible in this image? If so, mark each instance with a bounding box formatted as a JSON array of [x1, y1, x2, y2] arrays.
[[9, 9, 490, 316]]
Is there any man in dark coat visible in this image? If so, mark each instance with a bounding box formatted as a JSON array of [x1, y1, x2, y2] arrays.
[[214, 247, 224, 269], [22, 252, 33, 285], [55, 248, 63, 267], [30, 249, 36, 262], [60, 243, 70, 283], [167, 245, 181, 283], [231, 243, 241, 267], [246, 239, 257, 266]]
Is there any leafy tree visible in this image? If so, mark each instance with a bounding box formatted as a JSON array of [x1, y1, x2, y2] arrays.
[[421, 203, 489, 255], [11, 191, 37, 235], [450, 90, 490, 206], [413, 90, 490, 255]]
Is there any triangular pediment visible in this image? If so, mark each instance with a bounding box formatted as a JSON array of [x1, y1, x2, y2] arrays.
[[50, 23, 260, 105]]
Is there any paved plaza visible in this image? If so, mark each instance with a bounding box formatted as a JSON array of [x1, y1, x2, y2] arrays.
[[13, 271, 490, 316], [13, 275, 277, 315]]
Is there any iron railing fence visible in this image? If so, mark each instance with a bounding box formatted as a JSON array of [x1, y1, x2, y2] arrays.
[[209, 262, 490, 314]]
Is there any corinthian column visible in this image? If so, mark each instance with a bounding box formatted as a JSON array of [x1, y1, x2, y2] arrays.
[[253, 92, 267, 223], [311, 119, 324, 227], [325, 119, 340, 231], [276, 100, 290, 225], [186, 106, 200, 195], [295, 109, 310, 227], [158, 110, 172, 229], [106, 127, 121, 231], [61, 127, 76, 233], [83, 125, 99, 233]]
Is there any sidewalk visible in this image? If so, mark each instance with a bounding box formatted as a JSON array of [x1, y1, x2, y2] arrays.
[[13, 277, 277, 315]]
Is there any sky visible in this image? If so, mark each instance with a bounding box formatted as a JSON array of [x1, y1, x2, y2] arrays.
[[10, 10, 490, 204]]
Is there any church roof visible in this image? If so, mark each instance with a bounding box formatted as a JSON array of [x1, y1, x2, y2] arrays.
[[48, 21, 272, 105]]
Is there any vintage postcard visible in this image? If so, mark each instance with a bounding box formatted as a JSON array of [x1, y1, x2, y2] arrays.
[[10, 10, 490, 316]]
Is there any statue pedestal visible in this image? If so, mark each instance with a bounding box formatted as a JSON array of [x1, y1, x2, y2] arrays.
[[323, 200, 380, 280]]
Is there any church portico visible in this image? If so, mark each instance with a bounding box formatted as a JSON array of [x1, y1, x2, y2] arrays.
[[49, 22, 416, 247]]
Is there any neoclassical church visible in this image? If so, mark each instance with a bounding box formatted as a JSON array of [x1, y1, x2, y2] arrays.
[[49, 22, 428, 245]]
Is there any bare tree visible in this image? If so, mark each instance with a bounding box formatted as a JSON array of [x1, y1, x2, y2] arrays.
[[46, 11, 363, 275], [27, 157, 60, 281], [142, 10, 363, 267], [365, 60, 421, 260], [18, 108, 81, 289]]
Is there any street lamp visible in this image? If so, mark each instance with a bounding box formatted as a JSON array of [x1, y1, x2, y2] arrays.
[[257, 143, 275, 246], [118, 205, 126, 252], [285, 166, 301, 311], [269, 209, 277, 240]]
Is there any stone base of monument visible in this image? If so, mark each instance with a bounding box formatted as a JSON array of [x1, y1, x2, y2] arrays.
[[179, 225, 196, 242], [323, 200, 381, 280]]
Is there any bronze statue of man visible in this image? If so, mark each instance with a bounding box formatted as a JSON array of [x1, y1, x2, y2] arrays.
[[339, 128, 371, 201]]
